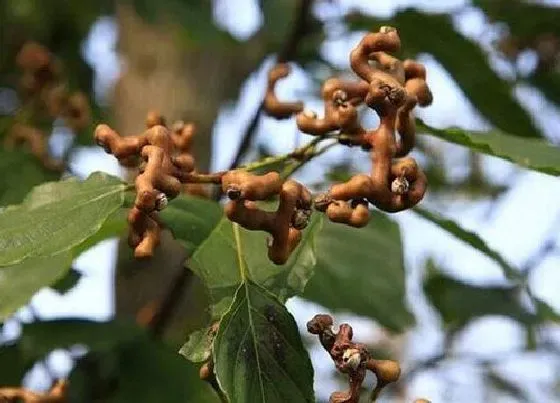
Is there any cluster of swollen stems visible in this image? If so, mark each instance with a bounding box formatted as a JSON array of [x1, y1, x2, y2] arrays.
[[308, 314, 430, 403], [4, 42, 91, 171], [94, 25, 432, 265]]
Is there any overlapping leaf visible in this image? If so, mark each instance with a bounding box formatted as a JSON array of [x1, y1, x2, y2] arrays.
[[414, 206, 520, 281], [423, 263, 533, 329], [303, 211, 414, 332], [0, 319, 218, 402], [213, 281, 315, 403], [0, 148, 60, 206], [0, 172, 126, 266], [0, 173, 127, 319], [418, 120, 560, 176], [162, 196, 321, 368]]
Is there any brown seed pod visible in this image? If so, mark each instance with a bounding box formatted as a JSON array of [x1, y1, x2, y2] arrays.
[[308, 314, 399, 403], [64, 92, 91, 131], [222, 171, 312, 265], [325, 200, 370, 228], [263, 63, 304, 119], [296, 78, 368, 137], [4, 123, 64, 172]]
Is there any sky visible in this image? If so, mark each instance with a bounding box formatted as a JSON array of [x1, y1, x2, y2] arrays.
[[3, 1, 560, 402]]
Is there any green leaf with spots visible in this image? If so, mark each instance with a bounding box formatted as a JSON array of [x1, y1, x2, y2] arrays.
[[213, 281, 315, 403], [178, 202, 321, 362], [303, 211, 414, 332], [418, 120, 560, 176], [0, 172, 126, 266]]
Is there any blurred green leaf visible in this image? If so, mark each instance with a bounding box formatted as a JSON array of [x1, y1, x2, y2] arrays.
[[418, 119, 560, 176], [474, 0, 560, 44], [529, 69, 560, 108], [486, 369, 529, 402], [213, 281, 315, 403], [0, 319, 137, 385], [0, 148, 60, 206], [50, 267, 81, 295], [303, 211, 414, 332], [346, 9, 541, 138], [423, 262, 533, 329], [131, 0, 234, 46], [534, 297, 560, 323], [0, 252, 71, 320], [0, 319, 218, 402], [414, 206, 520, 281], [0, 172, 126, 266], [69, 334, 218, 403]]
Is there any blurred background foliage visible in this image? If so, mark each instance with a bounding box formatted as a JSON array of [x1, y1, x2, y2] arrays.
[[1, 0, 560, 402]]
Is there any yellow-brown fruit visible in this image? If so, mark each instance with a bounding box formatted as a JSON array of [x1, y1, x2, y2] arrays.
[[370, 359, 401, 384]]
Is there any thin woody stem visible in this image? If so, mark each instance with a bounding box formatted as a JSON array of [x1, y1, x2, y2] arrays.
[[180, 171, 227, 184], [280, 140, 338, 179], [242, 134, 335, 173]]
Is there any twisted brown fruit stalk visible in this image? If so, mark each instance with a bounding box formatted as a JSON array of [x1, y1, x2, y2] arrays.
[[5, 42, 91, 171], [311, 26, 432, 223], [222, 170, 312, 264], [94, 113, 200, 258], [263, 63, 304, 119], [296, 78, 368, 136], [307, 314, 400, 402]]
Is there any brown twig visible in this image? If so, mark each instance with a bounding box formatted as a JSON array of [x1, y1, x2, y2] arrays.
[[226, 0, 315, 172], [0, 380, 67, 403], [137, 267, 191, 339]]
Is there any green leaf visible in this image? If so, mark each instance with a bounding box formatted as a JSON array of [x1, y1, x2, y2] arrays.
[[413, 207, 520, 281], [346, 9, 541, 138], [178, 202, 320, 363], [159, 194, 223, 254], [213, 281, 315, 403], [190, 212, 321, 318], [423, 262, 533, 329], [0, 252, 72, 320], [0, 319, 137, 385], [50, 267, 81, 294], [418, 120, 560, 176], [68, 333, 219, 403], [303, 211, 414, 332], [0, 172, 126, 266], [474, 1, 560, 45], [0, 148, 60, 206], [73, 207, 128, 256], [534, 297, 560, 324], [179, 326, 215, 363], [529, 70, 560, 108], [0, 319, 218, 402]]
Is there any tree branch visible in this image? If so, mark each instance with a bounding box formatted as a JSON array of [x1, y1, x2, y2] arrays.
[[227, 0, 315, 171]]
